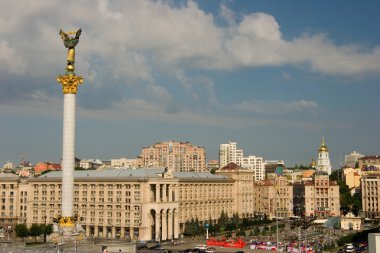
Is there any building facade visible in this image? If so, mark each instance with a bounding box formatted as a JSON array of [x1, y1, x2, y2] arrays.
[[358, 156, 380, 171], [140, 141, 206, 172], [219, 142, 265, 181], [304, 174, 340, 217], [345, 151, 364, 168], [16, 168, 239, 241], [361, 175, 380, 219], [253, 176, 293, 219]]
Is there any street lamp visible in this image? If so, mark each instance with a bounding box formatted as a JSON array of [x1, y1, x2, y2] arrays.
[[205, 223, 210, 239]]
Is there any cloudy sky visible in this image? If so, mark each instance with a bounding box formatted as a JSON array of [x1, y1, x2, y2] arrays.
[[1, 0, 379, 168]]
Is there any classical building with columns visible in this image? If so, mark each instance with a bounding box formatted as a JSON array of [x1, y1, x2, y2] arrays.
[[23, 168, 237, 241]]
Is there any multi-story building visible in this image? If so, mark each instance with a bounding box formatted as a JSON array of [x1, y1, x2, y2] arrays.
[[358, 155, 380, 171], [304, 174, 340, 218], [361, 175, 380, 219], [345, 151, 364, 168], [21, 168, 240, 241], [342, 168, 361, 191], [241, 155, 265, 180], [253, 176, 293, 219], [219, 142, 265, 181], [219, 142, 243, 168], [215, 162, 255, 219], [110, 157, 143, 168], [140, 141, 206, 172], [0, 173, 20, 237]]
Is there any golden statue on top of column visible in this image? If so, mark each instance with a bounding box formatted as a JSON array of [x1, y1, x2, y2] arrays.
[[57, 28, 84, 94], [59, 28, 82, 73]]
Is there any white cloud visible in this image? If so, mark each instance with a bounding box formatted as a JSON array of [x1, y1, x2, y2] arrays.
[[0, 41, 26, 74], [233, 100, 319, 115]]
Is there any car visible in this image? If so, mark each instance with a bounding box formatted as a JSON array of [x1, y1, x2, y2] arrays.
[[344, 244, 355, 253], [205, 247, 216, 253], [194, 245, 207, 250], [149, 244, 164, 250], [179, 249, 194, 253]]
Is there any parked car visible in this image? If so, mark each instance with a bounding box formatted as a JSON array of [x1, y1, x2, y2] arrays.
[[179, 249, 194, 253], [344, 244, 355, 253], [149, 244, 164, 250], [205, 247, 216, 253]]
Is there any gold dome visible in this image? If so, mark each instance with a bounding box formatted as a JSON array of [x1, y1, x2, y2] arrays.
[[311, 158, 317, 167], [318, 137, 328, 152]]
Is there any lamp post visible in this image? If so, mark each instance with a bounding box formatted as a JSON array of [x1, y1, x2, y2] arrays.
[[205, 223, 210, 239]]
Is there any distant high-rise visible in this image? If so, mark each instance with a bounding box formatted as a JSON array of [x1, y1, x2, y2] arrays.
[[344, 151, 364, 168], [316, 138, 332, 175], [140, 140, 206, 172], [219, 141, 264, 180]]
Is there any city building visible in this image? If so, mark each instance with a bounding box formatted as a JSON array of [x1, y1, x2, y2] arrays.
[[33, 162, 61, 175], [345, 151, 364, 168], [253, 176, 293, 219], [206, 160, 219, 172], [110, 157, 143, 168], [293, 174, 340, 218], [0, 173, 21, 238], [264, 160, 286, 180], [342, 168, 361, 193], [219, 142, 243, 168], [219, 141, 265, 181], [361, 175, 380, 219], [358, 156, 380, 171], [315, 138, 332, 175], [21, 168, 239, 240], [140, 141, 206, 172], [79, 159, 103, 170], [215, 163, 255, 219], [340, 212, 361, 230]]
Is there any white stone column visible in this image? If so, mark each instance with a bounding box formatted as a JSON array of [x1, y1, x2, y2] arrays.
[[173, 211, 179, 239], [163, 185, 167, 202], [168, 185, 173, 202], [162, 212, 167, 241], [156, 185, 160, 203], [61, 94, 76, 219], [167, 211, 173, 240], [155, 213, 161, 241]]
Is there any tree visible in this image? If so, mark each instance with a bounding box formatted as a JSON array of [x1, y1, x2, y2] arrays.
[[29, 224, 42, 242], [15, 224, 29, 241], [40, 224, 54, 243], [218, 211, 229, 233]]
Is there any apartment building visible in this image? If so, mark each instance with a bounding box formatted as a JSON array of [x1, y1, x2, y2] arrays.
[[215, 162, 255, 219], [361, 175, 380, 219], [304, 174, 340, 218], [0, 173, 20, 236], [253, 176, 293, 219], [140, 141, 206, 172], [219, 142, 265, 181]]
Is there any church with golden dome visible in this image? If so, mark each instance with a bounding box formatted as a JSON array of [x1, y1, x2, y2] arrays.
[[315, 137, 332, 175]]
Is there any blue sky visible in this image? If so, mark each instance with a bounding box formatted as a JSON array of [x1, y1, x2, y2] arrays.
[[0, 0, 379, 168]]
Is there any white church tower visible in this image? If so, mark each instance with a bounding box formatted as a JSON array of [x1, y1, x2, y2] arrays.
[[316, 137, 332, 175]]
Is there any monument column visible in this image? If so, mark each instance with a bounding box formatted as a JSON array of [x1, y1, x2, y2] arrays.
[[56, 28, 84, 235]]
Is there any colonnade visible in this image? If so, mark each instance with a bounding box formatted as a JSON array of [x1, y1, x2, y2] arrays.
[[152, 208, 179, 241]]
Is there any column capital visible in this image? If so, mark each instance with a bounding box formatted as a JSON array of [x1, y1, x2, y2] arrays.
[[57, 74, 84, 94]]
